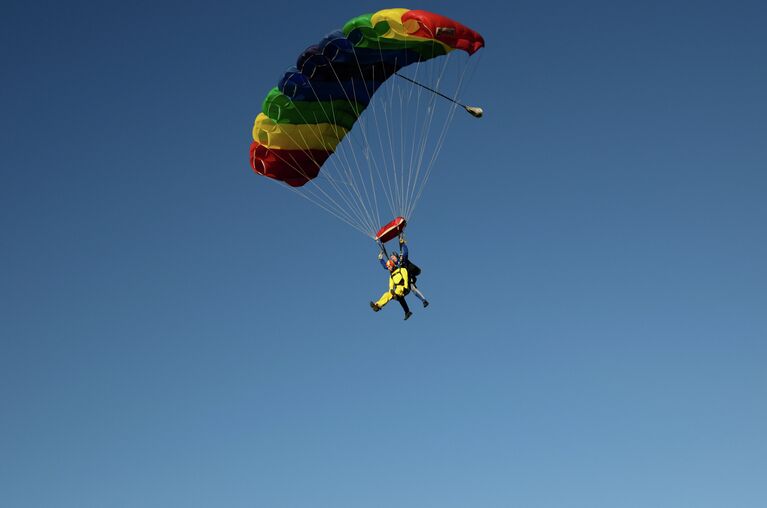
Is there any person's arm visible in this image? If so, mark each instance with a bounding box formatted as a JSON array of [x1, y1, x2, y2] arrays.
[[399, 238, 408, 264], [378, 252, 388, 270]]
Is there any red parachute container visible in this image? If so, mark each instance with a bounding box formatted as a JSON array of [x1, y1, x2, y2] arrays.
[[375, 216, 407, 243]]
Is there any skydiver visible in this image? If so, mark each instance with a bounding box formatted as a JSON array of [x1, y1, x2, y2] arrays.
[[387, 236, 429, 307], [387, 250, 429, 308], [369, 236, 423, 320]]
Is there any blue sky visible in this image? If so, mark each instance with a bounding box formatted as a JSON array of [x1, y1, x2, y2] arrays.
[[2, 1, 766, 507]]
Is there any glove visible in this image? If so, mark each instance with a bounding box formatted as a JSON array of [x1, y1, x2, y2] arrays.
[[399, 236, 406, 245], [378, 252, 384, 260]]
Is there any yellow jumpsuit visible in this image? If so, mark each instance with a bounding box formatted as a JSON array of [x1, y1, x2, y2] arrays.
[[375, 267, 410, 307]]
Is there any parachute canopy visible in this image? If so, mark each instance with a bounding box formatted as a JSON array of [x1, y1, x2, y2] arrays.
[[250, 8, 484, 187]]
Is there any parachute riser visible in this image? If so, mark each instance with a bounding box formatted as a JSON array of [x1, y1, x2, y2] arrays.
[[377, 243, 406, 263], [377, 240, 389, 259]]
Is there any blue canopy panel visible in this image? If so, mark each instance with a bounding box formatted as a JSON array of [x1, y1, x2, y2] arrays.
[[278, 68, 382, 104]]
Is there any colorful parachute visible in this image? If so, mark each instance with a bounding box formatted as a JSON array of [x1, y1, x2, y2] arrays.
[[250, 8, 484, 237]]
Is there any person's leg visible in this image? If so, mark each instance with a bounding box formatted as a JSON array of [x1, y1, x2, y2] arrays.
[[396, 296, 412, 319], [411, 284, 429, 307], [410, 284, 426, 302], [374, 290, 393, 308]]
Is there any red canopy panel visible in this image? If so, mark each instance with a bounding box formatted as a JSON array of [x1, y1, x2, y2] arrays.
[[402, 10, 485, 55], [250, 141, 329, 187]]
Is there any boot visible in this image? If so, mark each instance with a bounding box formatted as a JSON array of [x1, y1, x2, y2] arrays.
[[404, 311, 413, 320], [370, 301, 380, 312]]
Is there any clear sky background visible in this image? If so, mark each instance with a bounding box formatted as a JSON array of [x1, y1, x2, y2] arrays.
[[2, 1, 766, 507]]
